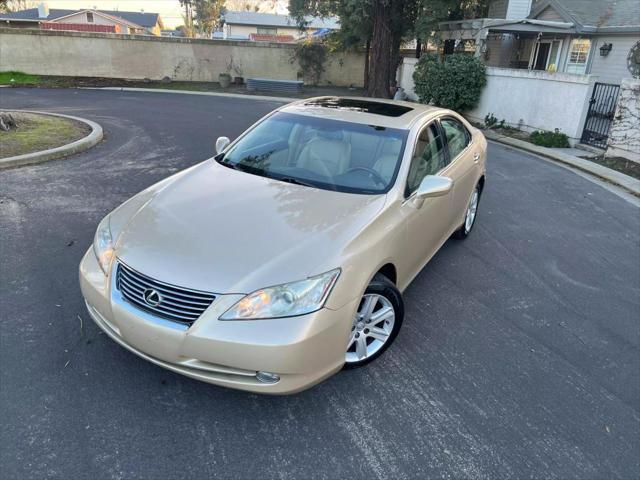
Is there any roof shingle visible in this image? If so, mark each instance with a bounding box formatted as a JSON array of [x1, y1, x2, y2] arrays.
[[0, 8, 160, 28]]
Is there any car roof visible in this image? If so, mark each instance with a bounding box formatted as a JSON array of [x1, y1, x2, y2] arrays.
[[280, 97, 443, 130]]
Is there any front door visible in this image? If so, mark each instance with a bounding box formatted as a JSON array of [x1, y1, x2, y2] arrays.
[[533, 42, 551, 70], [400, 121, 452, 284]]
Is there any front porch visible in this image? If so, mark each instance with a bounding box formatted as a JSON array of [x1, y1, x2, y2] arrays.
[[437, 18, 592, 75]]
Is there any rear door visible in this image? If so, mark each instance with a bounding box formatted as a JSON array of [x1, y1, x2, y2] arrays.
[[437, 116, 480, 231]]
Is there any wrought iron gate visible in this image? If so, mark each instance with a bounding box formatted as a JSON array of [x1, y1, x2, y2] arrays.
[[580, 82, 620, 149]]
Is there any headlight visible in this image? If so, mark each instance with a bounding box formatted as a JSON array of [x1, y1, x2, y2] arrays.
[[93, 215, 114, 275], [220, 269, 340, 320]]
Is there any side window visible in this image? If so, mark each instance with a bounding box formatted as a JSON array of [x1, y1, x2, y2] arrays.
[[441, 118, 470, 160], [406, 123, 447, 196]]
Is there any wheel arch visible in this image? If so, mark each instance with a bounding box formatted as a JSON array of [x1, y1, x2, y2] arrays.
[[376, 262, 398, 285]]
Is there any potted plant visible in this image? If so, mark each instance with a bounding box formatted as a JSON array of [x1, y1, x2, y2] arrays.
[[219, 72, 232, 88], [220, 56, 243, 88]]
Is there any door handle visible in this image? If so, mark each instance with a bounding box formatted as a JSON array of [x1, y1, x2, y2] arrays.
[[473, 152, 480, 162]]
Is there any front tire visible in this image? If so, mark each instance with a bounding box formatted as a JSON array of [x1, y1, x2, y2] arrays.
[[344, 274, 404, 368]]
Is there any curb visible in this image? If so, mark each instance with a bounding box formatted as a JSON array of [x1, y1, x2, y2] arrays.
[[484, 130, 640, 197], [0, 110, 103, 170], [79, 86, 297, 103]]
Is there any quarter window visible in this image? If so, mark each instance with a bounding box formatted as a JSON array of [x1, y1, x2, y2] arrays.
[[440, 118, 470, 160], [565, 39, 591, 74], [406, 123, 447, 196]]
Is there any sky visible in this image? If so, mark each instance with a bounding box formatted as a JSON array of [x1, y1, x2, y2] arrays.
[[42, 1, 289, 29]]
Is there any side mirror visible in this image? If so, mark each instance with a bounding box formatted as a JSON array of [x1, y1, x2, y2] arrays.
[[413, 175, 453, 207], [215, 136, 230, 154]]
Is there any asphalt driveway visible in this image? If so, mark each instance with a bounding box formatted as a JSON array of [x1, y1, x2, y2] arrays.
[[1, 88, 639, 480]]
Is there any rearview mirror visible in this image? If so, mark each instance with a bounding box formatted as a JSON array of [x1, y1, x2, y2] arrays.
[[413, 176, 453, 207], [215, 136, 230, 154]]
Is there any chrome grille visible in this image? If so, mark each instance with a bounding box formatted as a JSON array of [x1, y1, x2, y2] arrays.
[[115, 261, 216, 326]]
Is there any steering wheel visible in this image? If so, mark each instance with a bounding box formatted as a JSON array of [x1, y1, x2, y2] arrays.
[[345, 167, 386, 187]]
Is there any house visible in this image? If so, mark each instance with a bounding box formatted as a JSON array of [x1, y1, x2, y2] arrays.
[[437, 0, 640, 85], [0, 2, 163, 36], [222, 11, 339, 41], [413, 0, 640, 151]]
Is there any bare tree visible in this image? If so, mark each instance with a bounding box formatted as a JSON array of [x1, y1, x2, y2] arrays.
[[0, 0, 36, 13]]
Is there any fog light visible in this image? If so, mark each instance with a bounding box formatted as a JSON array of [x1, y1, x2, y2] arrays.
[[256, 371, 280, 384]]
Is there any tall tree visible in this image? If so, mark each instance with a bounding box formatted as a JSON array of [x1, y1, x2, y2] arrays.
[[290, 0, 488, 98], [193, 0, 225, 36], [290, 0, 415, 98]]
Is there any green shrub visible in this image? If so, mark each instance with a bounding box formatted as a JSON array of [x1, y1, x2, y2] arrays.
[[291, 41, 327, 86], [529, 130, 570, 148], [484, 112, 498, 128], [413, 54, 486, 111]]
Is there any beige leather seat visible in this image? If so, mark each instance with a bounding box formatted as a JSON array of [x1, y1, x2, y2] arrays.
[[373, 138, 403, 183], [297, 137, 351, 178]]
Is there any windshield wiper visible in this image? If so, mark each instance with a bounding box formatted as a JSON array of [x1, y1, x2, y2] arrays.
[[274, 176, 317, 188], [216, 156, 243, 171]]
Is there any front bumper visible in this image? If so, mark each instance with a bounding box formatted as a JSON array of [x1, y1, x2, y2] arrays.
[[79, 249, 355, 394]]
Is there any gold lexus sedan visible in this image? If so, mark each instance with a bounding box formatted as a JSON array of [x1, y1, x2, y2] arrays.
[[80, 97, 487, 394]]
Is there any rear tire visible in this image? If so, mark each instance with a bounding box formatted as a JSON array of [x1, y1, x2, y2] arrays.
[[344, 274, 404, 369], [454, 183, 481, 239]]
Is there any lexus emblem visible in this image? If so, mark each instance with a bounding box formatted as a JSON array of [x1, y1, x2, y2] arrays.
[[143, 288, 162, 307]]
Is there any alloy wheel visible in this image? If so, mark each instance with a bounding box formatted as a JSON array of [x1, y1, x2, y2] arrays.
[[464, 188, 479, 233], [345, 293, 395, 364]]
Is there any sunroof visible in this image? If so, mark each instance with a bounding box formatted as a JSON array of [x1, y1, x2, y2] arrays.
[[304, 97, 413, 117]]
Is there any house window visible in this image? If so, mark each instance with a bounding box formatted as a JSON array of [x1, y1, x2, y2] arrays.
[[565, 39, 591, 74], [257, 27, 277, 35], [86, 12, 94, 23]]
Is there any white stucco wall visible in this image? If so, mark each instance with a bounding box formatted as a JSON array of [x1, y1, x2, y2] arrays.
[[398, 61, 595, 144], [467, 67, 595, 143], [397, 57, 419, 100], [0, 28, 365, 86], [606, 78, 640, 162]]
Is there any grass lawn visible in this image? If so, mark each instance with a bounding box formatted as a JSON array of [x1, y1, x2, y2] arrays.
[[0, 71, 41, 85], [0, 112, 90, 158]]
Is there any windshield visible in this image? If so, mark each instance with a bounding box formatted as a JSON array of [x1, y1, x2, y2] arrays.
[[217, 112, 408, 194]]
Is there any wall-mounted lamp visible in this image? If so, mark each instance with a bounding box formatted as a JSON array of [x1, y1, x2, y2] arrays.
[[599, 43, 613, 56]]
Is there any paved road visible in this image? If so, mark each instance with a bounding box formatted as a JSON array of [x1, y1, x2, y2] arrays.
[[1, 89, 639, 480]]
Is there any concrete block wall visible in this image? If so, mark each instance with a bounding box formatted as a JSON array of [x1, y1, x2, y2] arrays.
[[0, 28, 365, 87]]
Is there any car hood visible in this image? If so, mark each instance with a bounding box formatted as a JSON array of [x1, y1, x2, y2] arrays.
[[115, 161, 386, 294]]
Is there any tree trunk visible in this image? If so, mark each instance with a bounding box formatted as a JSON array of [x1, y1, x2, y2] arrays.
[[415, 37, 422, 58], [363, 37, 371, 91], [366, 0, 393, 98]]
